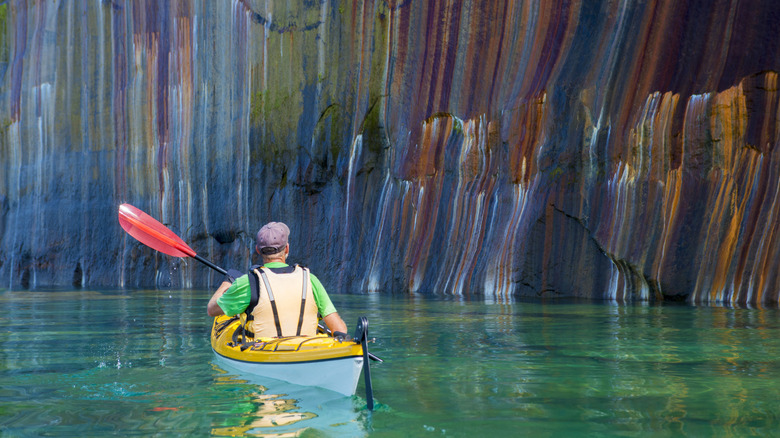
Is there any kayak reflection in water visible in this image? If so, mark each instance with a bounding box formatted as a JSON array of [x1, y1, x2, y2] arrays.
[[209, 364, 365, 437]]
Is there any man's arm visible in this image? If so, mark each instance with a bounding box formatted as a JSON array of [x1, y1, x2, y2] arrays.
[[322, 311, 348, 334], [207, 281, 232, 316]]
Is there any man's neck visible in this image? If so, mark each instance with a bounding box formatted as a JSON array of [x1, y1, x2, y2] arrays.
[[263, 258, 286, 265]]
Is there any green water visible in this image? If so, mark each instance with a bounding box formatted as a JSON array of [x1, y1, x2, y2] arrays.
[[2, 290, 780, 437]]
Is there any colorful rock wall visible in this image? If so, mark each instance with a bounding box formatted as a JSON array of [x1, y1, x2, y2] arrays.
[[1, 0, 780, 305]]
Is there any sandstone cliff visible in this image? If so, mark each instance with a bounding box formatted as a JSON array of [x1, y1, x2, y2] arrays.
[[1, 1, 779, 304]]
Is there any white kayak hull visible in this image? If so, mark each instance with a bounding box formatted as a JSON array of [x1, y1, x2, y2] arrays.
[[213, 351, 364, 396]]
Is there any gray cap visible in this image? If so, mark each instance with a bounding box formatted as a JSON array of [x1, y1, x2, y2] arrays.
[[255, 222, 289, 255]]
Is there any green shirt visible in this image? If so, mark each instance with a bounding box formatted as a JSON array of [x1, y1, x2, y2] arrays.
[[216, 262, 337, 317]]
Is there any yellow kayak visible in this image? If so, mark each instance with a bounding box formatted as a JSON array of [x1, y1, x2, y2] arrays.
[[211, 315, 370, 396]]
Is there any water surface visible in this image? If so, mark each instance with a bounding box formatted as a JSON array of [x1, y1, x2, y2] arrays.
[[2, 290, 779, 436]]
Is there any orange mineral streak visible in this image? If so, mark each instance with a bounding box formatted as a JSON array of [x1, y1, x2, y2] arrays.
[[506, 95, 546, 185], [613, 0, 680, 136], [751, 74, 780, 305], [653, 167, 683, 294], [396, 115, 501, 294], [704, 86, 750, 303], [652, 92, 679, 181], [627, 74, 780, 305], [443, 117, 496, 295], [727, 73, 780, 305], [517, 0, 581, 98], [402, 116, 452, 289]]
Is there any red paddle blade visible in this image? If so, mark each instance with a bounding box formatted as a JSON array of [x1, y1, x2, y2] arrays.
[[118, 204, 196, 258]]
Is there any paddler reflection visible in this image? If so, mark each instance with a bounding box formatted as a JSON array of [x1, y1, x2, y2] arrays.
[[210, 364, 366, 437], [210, 390, 316, 437]]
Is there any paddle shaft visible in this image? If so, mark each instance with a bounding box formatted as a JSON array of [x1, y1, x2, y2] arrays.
[[194, 254, 228, 276]]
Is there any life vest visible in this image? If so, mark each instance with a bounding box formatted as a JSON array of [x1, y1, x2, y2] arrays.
[[246, 265, 318, 338]]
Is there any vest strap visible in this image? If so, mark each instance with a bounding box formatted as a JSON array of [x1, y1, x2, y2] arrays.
[[296, 267, 309, 336], [247, 265, 262, 315], [258, 268, 284, 337], [243, 270, 261, 338]]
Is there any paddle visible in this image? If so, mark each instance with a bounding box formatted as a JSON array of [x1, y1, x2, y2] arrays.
[[354, 316, 375, 410], [117, 203, 227, 275]]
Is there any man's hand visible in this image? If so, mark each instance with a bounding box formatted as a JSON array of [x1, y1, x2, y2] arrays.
[[224, 269, 244, 284]]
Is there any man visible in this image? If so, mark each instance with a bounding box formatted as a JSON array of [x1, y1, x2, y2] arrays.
[[207, 221, 348, 337]]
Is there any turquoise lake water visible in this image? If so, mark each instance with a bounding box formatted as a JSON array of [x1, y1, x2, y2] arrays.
[[2, 289, 780, 437]]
